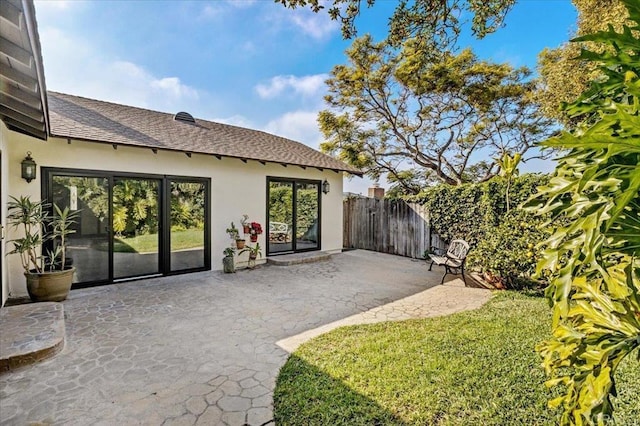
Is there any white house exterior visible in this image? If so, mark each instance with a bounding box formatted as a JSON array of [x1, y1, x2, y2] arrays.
[[0, 0, 360, 305]]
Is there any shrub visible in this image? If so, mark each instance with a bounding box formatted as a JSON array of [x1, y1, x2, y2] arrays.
[[467, 209, 549, 289], [416, 173, 550, 284]]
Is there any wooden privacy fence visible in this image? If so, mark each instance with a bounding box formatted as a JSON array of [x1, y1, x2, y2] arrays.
[[343, 197, 446, 258]]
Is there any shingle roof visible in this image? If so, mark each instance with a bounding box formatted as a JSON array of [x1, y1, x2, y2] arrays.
[[47, 91, 362, 175]]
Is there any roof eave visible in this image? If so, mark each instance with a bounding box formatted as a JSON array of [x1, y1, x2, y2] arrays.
[[0, 0, 49, 141], [50, 133, 364, 176]]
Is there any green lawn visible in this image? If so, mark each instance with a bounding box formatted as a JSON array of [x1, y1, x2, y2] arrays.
[[110, 228, 204, 253], [274, 292, 639, 425]]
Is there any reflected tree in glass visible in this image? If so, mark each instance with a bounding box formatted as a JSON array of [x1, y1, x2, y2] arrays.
[[170, 181, 206, 271]]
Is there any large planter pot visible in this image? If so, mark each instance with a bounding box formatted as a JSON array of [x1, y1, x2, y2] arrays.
[[25, 267, 75, 302], [222, 256, 235, 273], [236, 239, 246, 249]]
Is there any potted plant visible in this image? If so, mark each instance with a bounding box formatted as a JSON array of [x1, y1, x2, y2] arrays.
[[249, 222, 263, 243], [222, 247, 236, 273], [240, 214, 250, 234], [7, 196, 79, 302], [226, 222, 245, 249], [238, 243, 262, 269]]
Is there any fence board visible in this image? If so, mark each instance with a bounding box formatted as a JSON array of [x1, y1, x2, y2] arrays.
[[343, 197, 440, 258]]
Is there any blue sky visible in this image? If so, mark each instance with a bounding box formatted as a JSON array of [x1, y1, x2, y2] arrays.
[[34, 0, 577, 194]]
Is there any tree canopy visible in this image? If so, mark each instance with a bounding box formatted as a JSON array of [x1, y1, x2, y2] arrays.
[[536, 0, 629, 127], [319, 36, 553, 192], [276, 0, 515, 48]]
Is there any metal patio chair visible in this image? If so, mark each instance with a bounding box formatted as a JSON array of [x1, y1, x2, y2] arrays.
[[428, 239, 470, 285]]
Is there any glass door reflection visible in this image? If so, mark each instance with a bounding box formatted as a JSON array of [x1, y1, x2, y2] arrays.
[[51, 175, 110, 283], [268, 181, 293, 254], [112, 178, 161, 279], [169, 180, 206, 271], [295, 182, 319, 251], [267, 178, 320, 255]]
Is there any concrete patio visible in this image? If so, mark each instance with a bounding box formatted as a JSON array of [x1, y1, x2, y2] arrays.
[[0, 250, 492, 425]]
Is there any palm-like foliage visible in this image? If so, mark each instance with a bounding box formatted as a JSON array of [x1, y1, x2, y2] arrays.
[[7, 196, 79, 273], [528, 1, 640, 423]]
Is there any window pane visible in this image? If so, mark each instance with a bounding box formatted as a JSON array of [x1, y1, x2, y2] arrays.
[[268, 181, 293, 254], [52, 176, 110, 283], [170, 181, 206, 271], [296, 182, 319, 250], [113, 178, 160, 278]]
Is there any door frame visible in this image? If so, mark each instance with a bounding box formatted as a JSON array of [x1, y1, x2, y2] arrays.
[[266, 176, 322, 256], [42, 167, 211, 288], [163, 175, 211, 276], [112, 175, 164, 281]]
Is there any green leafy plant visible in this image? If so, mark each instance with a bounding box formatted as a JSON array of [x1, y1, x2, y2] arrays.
[[239, 243, 262, 269], [7, 195, 79, 273], [223, 247, 235, 258], [527, 1, 640, 423], [468, 209, 548, 289], [496, 152, 522, 212], [51, 204, 78, 270], [238, 243, 262, 259], [7, 196, 48, 273], [226, 222, 240, 240], [417, 173, 548, 247]]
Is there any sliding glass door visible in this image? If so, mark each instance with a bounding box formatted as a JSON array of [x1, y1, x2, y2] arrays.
[[267, 181, 293, 254], [50, 174, 111, 283], [113, 177, 161, 279], [44, 169, 210, 287], [267, 178, 321, 255], [295, 181, 320, 251], [168, 179, 208, 271]]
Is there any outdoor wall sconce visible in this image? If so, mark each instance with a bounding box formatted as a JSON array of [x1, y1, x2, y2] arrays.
[[21, 151, 37, 183], [322, 179, 330, 194]]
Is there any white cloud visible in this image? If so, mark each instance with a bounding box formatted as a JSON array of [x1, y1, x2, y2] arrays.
[[288, 11, 338, 39], [263, 110, 323, 148], [264, 3, 339, 40], [227, 0, 257, 9], [255, 74, 328, 99], [151, 77, 199, 100], [241, 41, 256, 54], [39, 27, 199, 111], [200, 4, 222, 19], [199, 0, 255, 21], [212, 114, 255, 128], [35, 0, 75, 11]]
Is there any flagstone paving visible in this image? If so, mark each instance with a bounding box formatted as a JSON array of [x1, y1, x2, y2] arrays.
[[0, 250, 492, 425]]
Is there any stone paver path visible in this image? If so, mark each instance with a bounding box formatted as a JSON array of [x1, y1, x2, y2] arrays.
[[0, 250, 492, 425]]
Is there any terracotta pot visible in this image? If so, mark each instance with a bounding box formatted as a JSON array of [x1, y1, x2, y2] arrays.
[[25, 267, 75, 302], [236, 239, 246, 249], [250, 234, 258, 243]]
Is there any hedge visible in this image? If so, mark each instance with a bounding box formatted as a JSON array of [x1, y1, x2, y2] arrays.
[[414, 173, 550, 287]]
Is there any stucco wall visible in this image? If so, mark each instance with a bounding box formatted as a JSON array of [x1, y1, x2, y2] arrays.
[[1, 123, 9, 306], [2, 128, 344, 300]]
